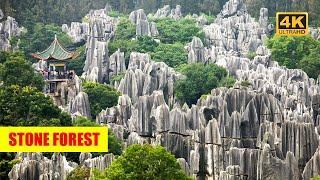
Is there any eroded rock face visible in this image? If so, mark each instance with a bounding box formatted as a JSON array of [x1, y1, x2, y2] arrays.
[[153, 5, 182, 20], [94, 1, 320, 179], [9, 153, 115, 180], [0, 13, 22, 51], [129, 9, 158, 37], [9, 153, 76, 180], [187, 37, 206, 63], [13, 1, 320, 179], [117, 52, 180, 105], [69, 91, 91, 118], [82, 153, 115, 171]]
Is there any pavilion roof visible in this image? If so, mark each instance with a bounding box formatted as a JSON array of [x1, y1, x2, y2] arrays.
[[31, 35, 78, 61]]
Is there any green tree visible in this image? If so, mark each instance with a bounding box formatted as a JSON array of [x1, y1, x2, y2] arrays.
[[101, 144, 191, 180], [114, 18, 136, 40], [151, 43, 187, 68], [67, 166, 90, 180], [83, 82, 121, 118], [155, 18, 204, 44], [0, 52, 44, 90], [299, 47, 320, 79], [67, 45, 86, 76], [0, 85, 72, 126], [175, 63, 232, 106], [267, 36, 320, 79], [0, 153, 16, 180], [11, 23, 72, 63]]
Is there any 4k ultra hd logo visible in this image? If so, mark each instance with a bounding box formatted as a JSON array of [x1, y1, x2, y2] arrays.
[[276, 12, 308, 36]]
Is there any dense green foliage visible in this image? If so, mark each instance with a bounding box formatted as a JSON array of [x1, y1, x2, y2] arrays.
[[0, 153, 18, 180], [151, 43, 187, 68], [0, 52, 71, 126], [1, 0, 226, 26], [83, 82, 121, 118], [155, 18, 204, 44], [244, 0, 320, 26], [2, 0, 320, 28], [299, 48, 320, 79], [67, 45, 86, 76], [11, 23, 72, 63], [0, 85, 72, 126], [67, 166, 91, 180], [95, 144, 191, 180], [267, 36, 320, 79], [109, 17, 200, 68], [0, 52, 44, 90], [175, 63, 233, 106]]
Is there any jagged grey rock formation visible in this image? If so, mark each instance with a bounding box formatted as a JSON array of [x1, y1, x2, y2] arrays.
[[94, 0, 320, 179], [9, 152, 115, 180], [187, 37, 207, 63], [117, 52, 180, 105], [303, 147, 320, 180], [82, 153, 115, 171], [0, 9, 4, 20], [310, 27, 320, 40], [129, 9, 158, 37], [0, 13, 22, 51], [63, 8, 119, 83], [9, 153, 76, 180], [69, 91, 91, 118], [153, 5, 182, 20], [82, 32, 108, 83], [62, 22, 89, 43], [108, 49, 126, 82]]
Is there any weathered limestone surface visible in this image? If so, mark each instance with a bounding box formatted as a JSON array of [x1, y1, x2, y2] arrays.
[[187, 37, 207, 64], [93, 1, 320, 179], [9, 153, 76, 180], [69, 91, 91, 118], [0, 11, 22, 51], [11, 0, 320, 179], [82, 153, 115, 171], [130, 9, 158, 37], [153, 5, 182, 20], [9, 153, 115, 180]]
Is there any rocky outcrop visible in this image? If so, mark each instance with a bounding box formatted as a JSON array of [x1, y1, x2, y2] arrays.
[[94, 2, 320, 179], [69, 91, 91, 118], [187, 37, 207, 63], [9, 153, 76, 180], [117, 52, 180, 105], [0, 12, 22, 51], [153, 5, 182, 20], [62, 22, 89, 43], [62, 6, 117, 43], [108, 49, 126, 82], [82, 153, 115, 171], [129, 9, 158, 37], [303, 147, 320, 180]]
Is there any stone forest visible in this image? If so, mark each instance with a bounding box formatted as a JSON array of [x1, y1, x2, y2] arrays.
[[0, 0, 320, 179]]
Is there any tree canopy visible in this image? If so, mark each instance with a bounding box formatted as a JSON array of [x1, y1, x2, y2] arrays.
[[175, 63, 233, 106], [83, 82, 121, 118], [0, 85, 72, 126], [0, 52, 44, 90], [151, 43, 187, 68], [97, 144, 191, 180], [11, 23, 73, 63], [267, 36, 320, 79]]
